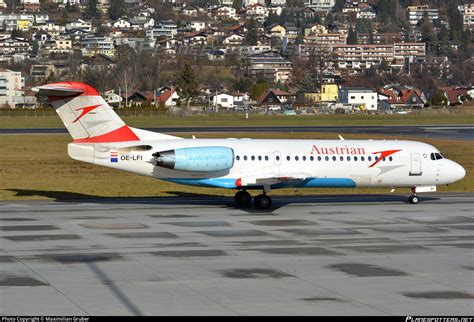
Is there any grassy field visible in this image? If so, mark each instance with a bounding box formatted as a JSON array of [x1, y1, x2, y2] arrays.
[[0, 109, 474, 128], [0, 132, 471, 201]]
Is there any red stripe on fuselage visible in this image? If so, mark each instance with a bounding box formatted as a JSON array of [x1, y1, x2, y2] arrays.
[[73, 125, 140, 143]]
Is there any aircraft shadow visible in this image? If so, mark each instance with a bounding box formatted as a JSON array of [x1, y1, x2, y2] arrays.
[[7, 189, 441, 214]]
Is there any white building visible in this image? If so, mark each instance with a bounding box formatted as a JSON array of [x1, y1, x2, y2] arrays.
[[185, 21, 206, 32], [146, 20, 177, 39], [243, 0, 265, 6], [66, 19, 92, 32], [304, 0, 335, 11], [458, 4, 474, 29], [407, 5, 439, 26], [0, 69, 36, 108], [211, 93, 235, 109], [81, 36, 115, 57], [340, 88, 378, 111]]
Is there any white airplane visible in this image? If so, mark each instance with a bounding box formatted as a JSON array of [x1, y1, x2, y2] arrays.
[[33, 81, 466, 209]]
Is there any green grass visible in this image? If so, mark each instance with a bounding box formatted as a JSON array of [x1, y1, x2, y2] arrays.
[[0, 132, 471, 201], [0, 110, 473, 128]]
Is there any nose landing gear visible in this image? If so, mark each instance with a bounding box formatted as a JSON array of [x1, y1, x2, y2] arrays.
[[409, 187, 419, 204]]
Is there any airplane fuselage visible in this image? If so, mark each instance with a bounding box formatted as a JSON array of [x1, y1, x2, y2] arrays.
[[70, 138, 466, 190]]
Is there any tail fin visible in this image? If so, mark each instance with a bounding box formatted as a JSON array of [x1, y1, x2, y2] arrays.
[[33, 81, 179, 143]]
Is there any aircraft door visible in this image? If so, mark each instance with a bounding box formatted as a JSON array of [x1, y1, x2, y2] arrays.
[[410, 153, 422, 176]]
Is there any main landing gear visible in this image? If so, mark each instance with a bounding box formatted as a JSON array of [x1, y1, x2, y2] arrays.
[[234, 189, 272, 210], [409, 187, 419, 204]]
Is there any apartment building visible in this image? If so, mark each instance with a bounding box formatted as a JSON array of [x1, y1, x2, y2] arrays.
[[407, 5, 439, 26], [458, 4, 474, 30], [245, 50, 292, 84], [304, 0, 335, 12], [81, 36, 115, 57]]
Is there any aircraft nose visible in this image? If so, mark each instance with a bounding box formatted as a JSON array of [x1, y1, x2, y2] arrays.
[[456, 164, 466, 181]]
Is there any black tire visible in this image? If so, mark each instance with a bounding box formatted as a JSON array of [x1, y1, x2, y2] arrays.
[[235, 191, 251, 207], [254, 194, 272, 210], [409, 195, 419, 204]]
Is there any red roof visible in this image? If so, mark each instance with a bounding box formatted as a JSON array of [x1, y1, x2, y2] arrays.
[[444, 89, 467, 105], [156, 89, 175, 104]]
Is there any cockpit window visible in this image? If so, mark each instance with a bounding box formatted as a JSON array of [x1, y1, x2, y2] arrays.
[[430, 153, 444, 160]]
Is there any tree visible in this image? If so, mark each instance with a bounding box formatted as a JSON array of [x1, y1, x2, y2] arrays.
[[86, 0, 98, 18], [232, 0, 243, 11], [244, 18, 258, 46], [347, 25, 357, 44], [176, 64, 199, 112], [419, 11, 434, 43], [333, 0, 345, 12], [109, 0, 125, 20]]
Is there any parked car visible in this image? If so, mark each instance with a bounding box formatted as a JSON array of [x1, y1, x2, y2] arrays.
[[283, 109, 296, 115]]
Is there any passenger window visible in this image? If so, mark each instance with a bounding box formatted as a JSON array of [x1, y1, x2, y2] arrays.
[[265, 156, 269, 161], [368, 156, 372, 161], [310, 156, 314, 161], [258, 156, 262, 161], [360, 156, 363, 161], [354, 156, 358, 161], [340, 156, 343, 161], [347, 156, 351, 161], [286, 156, 290, 161], [295, 156, 299, 161], [332, 156, 336, 161], [244, 156, 247, 161], [389, 156, 393, 161], [251, 156, 255, 161], [236, 155, 240, 161], [276, 156, 280, 161], [318, 156, 322, 161], [303, 156, 306, 161], [325, 156, 329, 161]]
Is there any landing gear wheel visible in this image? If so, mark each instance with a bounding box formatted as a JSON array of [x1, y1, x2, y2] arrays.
[[409, 195, 419, 204], [235, 190, 251, 207], [254, 194, 272, 210]]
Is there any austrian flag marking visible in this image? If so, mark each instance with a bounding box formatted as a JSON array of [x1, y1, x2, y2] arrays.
[[110, 151, 119, 163]]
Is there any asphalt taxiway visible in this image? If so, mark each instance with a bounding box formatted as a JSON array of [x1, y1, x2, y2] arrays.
[[0, 193, 473, 315], [1, 125, 473, 141]]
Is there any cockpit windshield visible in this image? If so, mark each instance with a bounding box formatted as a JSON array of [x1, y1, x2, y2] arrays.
[[430, 152, 444, 160]]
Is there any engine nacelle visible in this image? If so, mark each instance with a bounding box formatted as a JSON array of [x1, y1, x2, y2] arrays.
[[153, 146, 234, 172]]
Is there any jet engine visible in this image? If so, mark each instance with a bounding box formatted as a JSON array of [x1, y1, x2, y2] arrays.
[[152, 146, 234, 172]]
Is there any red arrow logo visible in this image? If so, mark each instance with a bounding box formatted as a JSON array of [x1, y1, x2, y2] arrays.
[[72, 104, 101, 123], [369, 149, 402, 168]]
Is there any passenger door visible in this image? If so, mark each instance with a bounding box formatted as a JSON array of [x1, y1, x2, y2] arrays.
[[410, 153, 422, 176]]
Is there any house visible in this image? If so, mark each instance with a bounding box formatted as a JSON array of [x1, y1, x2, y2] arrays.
[[339, 87, 378, 111], [184, 21, 206, 32], [305, 0, 335, 12], [379, 86, 426, 109], [182, 32, 207, 46], [245, 50, 292, 84], [442, 87, 470, 106], [112, 18, 132, 30], [0, 69, 35, 108], [257, 89, 295, 106], [81, 53, 117, 72], [223, 33, 245, 46], [304, 23, 327, 37], [206, 49, 225, 61], [304, 83, 339, 103], [211, 6, 237, 20], [65, 19, 92, 32], [146, 20, 178, 39], [181, 5, 199, 16], [267, 24, 286, 38], [156, 87, 179, 107], [211, 93, 235, 109]]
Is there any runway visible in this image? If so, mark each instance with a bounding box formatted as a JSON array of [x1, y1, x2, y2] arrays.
[[1, 193, 473, 315], [1, 125, 473, 141]]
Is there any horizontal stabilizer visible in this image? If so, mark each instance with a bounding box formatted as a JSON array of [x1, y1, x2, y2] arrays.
[[32, 84, 84, 97]]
